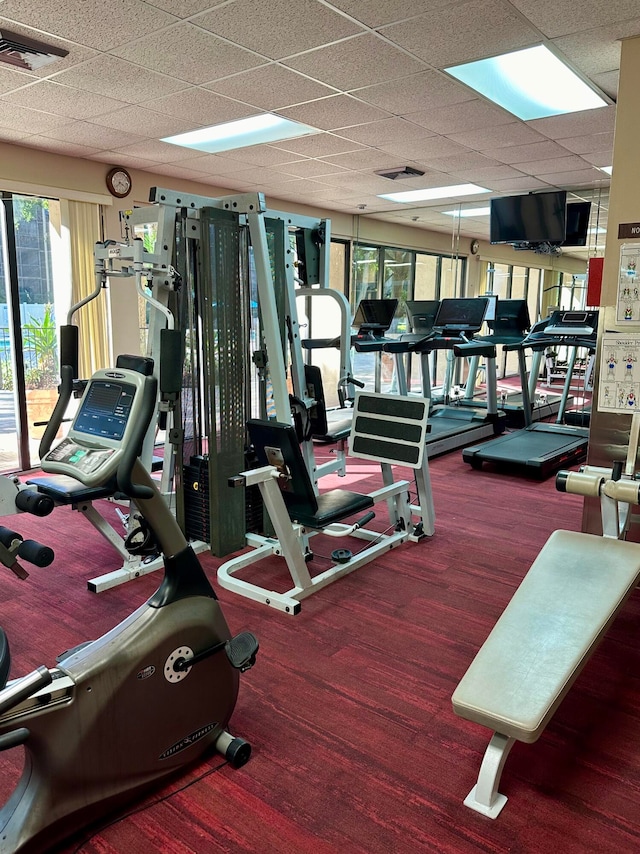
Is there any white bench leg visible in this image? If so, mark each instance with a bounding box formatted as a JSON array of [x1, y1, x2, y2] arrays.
[[464, 732, 515, 818]]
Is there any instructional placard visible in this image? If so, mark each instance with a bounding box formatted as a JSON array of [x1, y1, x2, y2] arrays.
[[616, 243, 640, 322], [599, 333, 640, 413]]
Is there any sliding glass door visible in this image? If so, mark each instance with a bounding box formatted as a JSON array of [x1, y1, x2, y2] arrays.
[[0, 194, 69, 473]]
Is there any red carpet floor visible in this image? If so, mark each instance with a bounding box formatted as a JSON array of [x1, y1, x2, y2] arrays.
[[1, 444, 639, 853]]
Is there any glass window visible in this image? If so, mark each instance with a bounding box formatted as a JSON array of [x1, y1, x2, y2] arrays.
[[351, 244, 379, 311], [414, 253, 438, 300]]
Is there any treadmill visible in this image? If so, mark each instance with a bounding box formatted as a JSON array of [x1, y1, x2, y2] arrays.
[[459, 299, 556, 427], [390, 297, 506, 458], [462, 309, 599, 478]]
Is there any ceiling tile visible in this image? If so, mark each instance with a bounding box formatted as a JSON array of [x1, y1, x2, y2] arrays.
[[484, 140, 577, 164], [560, 132, 615, 155], [2, 81, 129, 121], [0, 0, 178, 51], [516, 155, 592, 175], [112, 139, 207, 162], [377, 134, 472, 160], [581, 151, 614, 168], [0, 127, 32, 142], [0, 66, 37, 95], [110, 22, 264, 85], [40, 121, 146, 149], [19, 136, 101, 157], [223, 144, 307, 167], [278, 95, 392, 130], [509, 0, 640, 39], [89, 106, 202, 138], [141, 88, 255, 124], [452, 164, 527, 182], [144, 0, 227, 15], [275, 159, 350, 178], [0, 101, 69, 133], [528, 105, 617, 140], [592, 70, 619, 99], [447, 123, 548, 150], [380, 0, 541, 68], [143, 164, 212, 182], [271, 132, 367, 157], [195, 0, 364, 60], [283, 33, 427, 90], [405, 98, 514, 135], [424, 152, 500, 172], [327, 0, 461, 28], [551, 20, 640, 76], [334, 117, 436, 145], [91, 152, 159, 170], [483, 176, 551, 192], [204, 64, 337, 110], [321, 148, 417, 170], [535, 167, 611, 186], [52, 55, 188, 103], [353, 70, 474, 113]]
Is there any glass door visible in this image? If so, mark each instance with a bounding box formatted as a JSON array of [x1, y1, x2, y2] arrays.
[[0, 194, 68, 473]]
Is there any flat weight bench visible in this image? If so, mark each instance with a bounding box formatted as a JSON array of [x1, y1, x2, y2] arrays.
[[452, 529, 640, 818]]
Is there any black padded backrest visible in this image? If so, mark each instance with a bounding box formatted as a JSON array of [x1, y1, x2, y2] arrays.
[[304, 364, 328, 438], [247, 420, 318, 516]]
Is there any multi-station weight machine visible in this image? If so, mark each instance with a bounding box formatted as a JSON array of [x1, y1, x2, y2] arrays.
[[26, 187, 434, 603]]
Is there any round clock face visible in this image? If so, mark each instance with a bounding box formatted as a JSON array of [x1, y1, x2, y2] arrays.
[[106, 167, 132, 198], [470, 239, 480, 255]]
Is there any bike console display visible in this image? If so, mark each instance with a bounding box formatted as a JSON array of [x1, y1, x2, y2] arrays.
[[41, 368, 155, 487]]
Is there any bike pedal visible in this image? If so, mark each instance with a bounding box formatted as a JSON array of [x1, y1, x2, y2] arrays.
[[225, 631, 259, 672]]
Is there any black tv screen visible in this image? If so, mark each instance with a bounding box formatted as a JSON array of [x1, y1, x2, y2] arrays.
[[490, 191, 567, 245], [561, 202, 591, 247]]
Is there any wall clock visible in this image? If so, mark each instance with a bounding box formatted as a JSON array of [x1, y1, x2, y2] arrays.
[[106, 166, 132, 198], [470, 239, 480, 255]]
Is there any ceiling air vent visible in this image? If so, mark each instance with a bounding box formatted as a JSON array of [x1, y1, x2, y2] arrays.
[[374, 166, 425, 180], [0, 29, 68, 71]]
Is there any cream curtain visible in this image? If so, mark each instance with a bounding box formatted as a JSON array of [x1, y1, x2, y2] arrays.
[[67, 200, 110, 378]]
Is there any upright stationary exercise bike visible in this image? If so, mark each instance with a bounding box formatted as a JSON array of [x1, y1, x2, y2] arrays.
[[0, 362, 258, 853]]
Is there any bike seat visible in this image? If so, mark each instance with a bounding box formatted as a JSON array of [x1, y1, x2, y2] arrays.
[[0, 628, 10, 690]]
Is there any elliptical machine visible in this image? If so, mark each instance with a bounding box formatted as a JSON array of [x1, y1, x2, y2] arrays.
[[0, 361, 258, 853]]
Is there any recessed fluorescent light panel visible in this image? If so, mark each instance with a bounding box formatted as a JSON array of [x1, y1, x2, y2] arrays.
[[379, 183, 489, 203], [162, 114, 319, 154], [442, 207, 491, 217], [445, 45, 608, 121]]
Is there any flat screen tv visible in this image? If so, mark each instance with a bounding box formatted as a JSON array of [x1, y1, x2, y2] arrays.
[[561, 201, 591, 247], [490, 190, 567, 245]]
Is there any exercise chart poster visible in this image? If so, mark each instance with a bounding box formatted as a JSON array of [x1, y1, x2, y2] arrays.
[[616, 243, 640, 322], [599, 334, 640, 413]]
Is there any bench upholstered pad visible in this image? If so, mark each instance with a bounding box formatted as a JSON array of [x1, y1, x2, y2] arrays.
[[452, 530, 640, 743]]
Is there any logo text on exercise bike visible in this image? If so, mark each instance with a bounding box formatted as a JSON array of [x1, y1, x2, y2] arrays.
[[159, 722, 218, 760]]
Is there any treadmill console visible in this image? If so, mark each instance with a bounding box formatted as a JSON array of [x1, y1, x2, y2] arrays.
[[41, 368, 154, 488], [544, 310, 598, 338]]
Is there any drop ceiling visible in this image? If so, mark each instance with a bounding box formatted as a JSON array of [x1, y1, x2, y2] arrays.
[[0, 0, 631, 258]]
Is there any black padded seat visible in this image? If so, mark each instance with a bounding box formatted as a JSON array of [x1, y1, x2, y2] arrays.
[[289, 489, 373, 529], [27, 474, 114, 504], [313, 419, 352, 444]]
